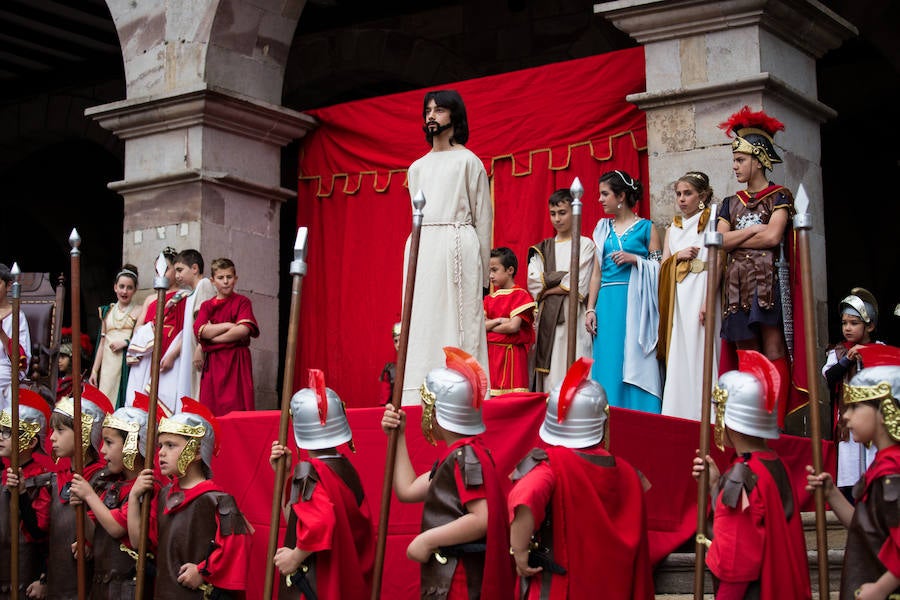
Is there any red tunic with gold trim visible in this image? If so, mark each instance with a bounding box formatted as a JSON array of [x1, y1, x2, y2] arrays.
[[483, 287, 536, 395], [508, 446, 653, 600], [706, 450, 810, 600], [195, 293, 259, 415]]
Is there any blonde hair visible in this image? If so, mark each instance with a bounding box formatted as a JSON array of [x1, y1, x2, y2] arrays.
[[210, 257, 236, 275]]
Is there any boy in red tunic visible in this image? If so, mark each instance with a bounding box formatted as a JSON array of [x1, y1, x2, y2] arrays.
[[129, 397, 252, 598], [270, 369, 374, 599], [194, 258, 259, 415], [807, 345, 900, 599], [692, 351, 810, 599], [381, 347, 515, 599], [508, 358, 653, 600], [483, 248, 535, 395], [1, 389, 52, 598]]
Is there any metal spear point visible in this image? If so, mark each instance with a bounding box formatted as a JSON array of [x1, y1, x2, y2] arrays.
[[794, 183, 810, 217], [69, 228, 81, 256], [413, 189, 426, 216], [291, 227, 309, 277], [566, 176, 585, 366], [153, 252, 169, 290]]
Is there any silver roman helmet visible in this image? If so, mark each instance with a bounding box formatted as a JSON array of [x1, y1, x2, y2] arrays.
[[158, 396, 219, 477], [54, 383, 114, 457], [541, 357, 608, 448], [840, 287, 878, 326], [0, 389, 51, 453], [713, 350, 780, 449], [420, 347, 487, 444], [291, 369, 354, 451]]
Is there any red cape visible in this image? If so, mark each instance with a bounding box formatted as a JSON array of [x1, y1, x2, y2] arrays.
[[544, 446, 653, 600]]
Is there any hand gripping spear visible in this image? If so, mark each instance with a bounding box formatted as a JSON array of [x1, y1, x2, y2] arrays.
[[9, 262, 22, 600], [371, 190, 427, 600], [134, 253, 171, 600], [69, 229, 88, 600], [794, 184, 829, 597], [693, 230, 722, 599], [263, 227, 308, 600], [566, 177, 584, 367]]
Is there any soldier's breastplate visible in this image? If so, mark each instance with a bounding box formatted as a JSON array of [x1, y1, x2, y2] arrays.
[[842, 479, 900, 598], [420, 452, 484, 600], [156, 488, 220, 599], [47, 474, 83, 599], [0, 484, 45, 595], [92, 482, 137, 597]]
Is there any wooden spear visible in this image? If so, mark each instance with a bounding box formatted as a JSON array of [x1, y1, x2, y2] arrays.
[[9, 262, 22, 600], [49, 273, 66, 395], [68, 229, 87, 600], [371, 190, 427, 600], [794, 184, 829, 597], [693, 230, 722, 600], [263, 227, 309, 600], [134, 252, 170, 600], [565, 177, 584, 367]]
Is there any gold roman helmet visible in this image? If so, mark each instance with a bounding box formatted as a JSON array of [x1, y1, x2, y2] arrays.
[[719, 106, 785, 171], [158, 397, 219, 477], [842, 346, 900, 441], [54, 384, 113, 460], [0, 389, 51, 453]]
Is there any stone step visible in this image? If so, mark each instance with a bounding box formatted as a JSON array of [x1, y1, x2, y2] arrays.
[[653, 512, 844, 598]]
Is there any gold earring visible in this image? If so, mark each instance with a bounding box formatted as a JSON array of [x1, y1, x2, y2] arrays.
[[699, 201, 705, 210]]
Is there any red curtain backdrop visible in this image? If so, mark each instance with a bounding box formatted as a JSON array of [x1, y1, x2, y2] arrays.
[[296, 48, 648, 407], [214, 396, 836, 599]]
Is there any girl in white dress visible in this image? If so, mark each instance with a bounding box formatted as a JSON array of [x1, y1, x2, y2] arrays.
[[659, 172, 720, 420], [89, 265, 141, 408]]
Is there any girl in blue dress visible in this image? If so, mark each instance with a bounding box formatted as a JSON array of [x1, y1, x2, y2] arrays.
[[585, 170, 662, 412]]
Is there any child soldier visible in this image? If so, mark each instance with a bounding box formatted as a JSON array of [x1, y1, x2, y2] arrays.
[[1, 389, 52, 598], [381, 347, 514, 599], [129, 396, 252, 598], [807, 345, 900, 599], [692, 351, 810, 599], [269, 370, 374, 599], [70, 393, 161, 599], [22, 384, 116, 599], [484, 247, 535, 395], [508, 358, 653, 599]]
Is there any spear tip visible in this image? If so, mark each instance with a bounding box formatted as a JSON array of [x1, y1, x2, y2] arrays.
[[10, 262, 20, 277], [412, 189, 426, 211], [570, 177, 584, 200], [68, 228, 81, 248], [294, 227, 308, 261]]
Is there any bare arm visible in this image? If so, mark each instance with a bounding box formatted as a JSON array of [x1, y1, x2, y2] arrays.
[[407, 498, 488, 562], [584, 257, 601, 335], [805, 466, 854, 527], [661, 227, 672, 262], [733, 208, 790, 249], [510, 504, 542, 577], [381, 406, 430, 502]]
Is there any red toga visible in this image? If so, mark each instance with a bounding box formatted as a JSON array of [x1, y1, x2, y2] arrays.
[[145, 289, 186, 357], [194, 293, 259, 415], [484, 287, 536, 394]]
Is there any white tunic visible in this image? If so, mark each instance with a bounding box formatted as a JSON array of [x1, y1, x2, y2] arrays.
[[661, 208, 720, 420], [526, 236, 595, 392], [0, 310, 31, 399], [402, 147, 492, 405]]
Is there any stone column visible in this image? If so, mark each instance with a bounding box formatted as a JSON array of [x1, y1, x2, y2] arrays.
[[87, 0, 314, 408], [595, 0, 856, 430]]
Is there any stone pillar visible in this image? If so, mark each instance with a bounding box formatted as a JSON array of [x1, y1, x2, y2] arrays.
[[87, 0, 314, 409], [595, 0, 856, 429]]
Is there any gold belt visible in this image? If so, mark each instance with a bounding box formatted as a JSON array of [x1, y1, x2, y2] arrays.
[[689, 258, 707, 273]]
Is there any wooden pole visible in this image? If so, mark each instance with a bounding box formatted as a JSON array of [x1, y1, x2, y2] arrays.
[[68, 229, 87, 600], [263, 228, 309, 600], [49, 273, 66, 395], [370, 190, 426, 600], [794, 190, 829, 597], [9, 263, 21, 600], [693, 231, 722, 600], [134, 253, 170, 600], [565, 177, 584, 367]]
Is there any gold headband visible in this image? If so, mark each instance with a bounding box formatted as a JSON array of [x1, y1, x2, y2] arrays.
[[420, 381, 437, 446], [843, 381, 893, 406], [712, 385, 728, 451], [731, 136, 773, 170], [54, 398, 96, 458], [0, 409, 42, 453], [103, 414, 141, 470]]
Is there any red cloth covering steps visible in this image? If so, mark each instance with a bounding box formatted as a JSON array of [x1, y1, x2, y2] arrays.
[[211, 392, 835, 599]]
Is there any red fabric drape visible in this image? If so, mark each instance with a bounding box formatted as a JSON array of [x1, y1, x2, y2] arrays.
[[297, 48, 648, 407], [213, 395, 836, 599]]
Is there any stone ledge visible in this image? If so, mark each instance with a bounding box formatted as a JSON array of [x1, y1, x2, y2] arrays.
[[626, 72, 837, 123], [595, 0, 856, 58], [108, 168, 296, 203], [86, 83, 316, 145]]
